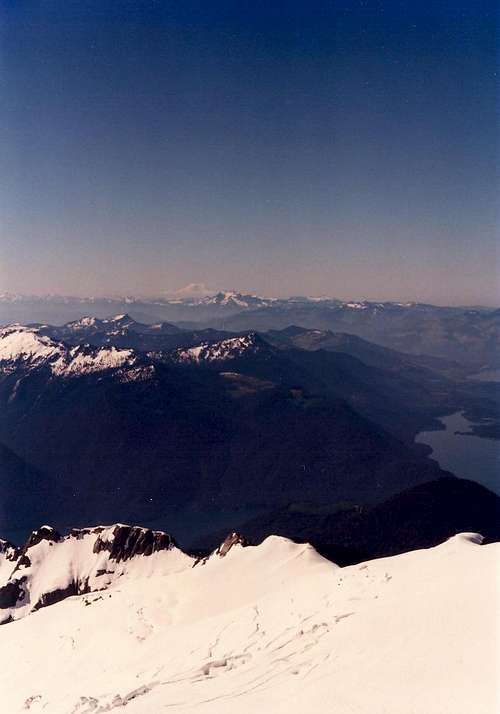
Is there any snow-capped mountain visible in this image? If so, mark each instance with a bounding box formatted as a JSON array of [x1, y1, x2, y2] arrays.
[[0, 324, 138, 378], [1, 293, 498, 369], [62, 313, 178, 335], [0, 525, 251, 626], [196, 291, 275, 309], [64, 314, 136, 333], [0, 324, 272, 382], [172, 333, 272, 364], [172, 282, 218, 299], [42, 314, 182, 350], [0, 527, 496, 713], [0, 318, 476, 544]]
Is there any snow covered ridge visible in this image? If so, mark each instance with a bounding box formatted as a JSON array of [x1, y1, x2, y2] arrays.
[[0, 524, 183, 625], [0, 324, 276, 392], [0, 324, 272, 380], [0, 523, 247, 625], [0, 325, 138, 377], [0, 532, 497, 714], [0, 325, 64, 364], [2, 292, 496, 312], [0, 525, 254, 625], [64, 313, 135, 332], [173, 333, 270, 364], [197, 291, 274, 308]]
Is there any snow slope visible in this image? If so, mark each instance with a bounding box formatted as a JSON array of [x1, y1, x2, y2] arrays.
[[0, 325, 138, 377], [0, 531, 497, 713], [0, 525, 182, 624]]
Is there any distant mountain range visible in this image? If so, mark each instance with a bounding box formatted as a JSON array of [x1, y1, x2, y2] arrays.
[[0, 318, 458, 540], [1, 314, 498, 546], [1, 310, 499, 714], [1, 291, 498, 368]]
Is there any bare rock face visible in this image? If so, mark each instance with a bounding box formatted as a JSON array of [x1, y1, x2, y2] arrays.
[[193, 532, 248, 567], [216, 532, 248, 557], [33, 580, 91, 611], [0, 538, 20, 562], [0, 577, 27, 610], [24, 525, 61, 549], [93, 524, 176, 562]]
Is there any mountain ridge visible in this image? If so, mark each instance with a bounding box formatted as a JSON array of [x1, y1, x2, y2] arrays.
[[2, 293, 497, 368], [0, 525, 496, 713]]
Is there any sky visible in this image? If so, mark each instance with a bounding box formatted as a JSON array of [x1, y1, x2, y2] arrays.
[[0, 1, 498, 305]]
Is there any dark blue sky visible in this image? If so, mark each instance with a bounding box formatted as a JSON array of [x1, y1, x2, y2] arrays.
[[1, 1, 498, 303]]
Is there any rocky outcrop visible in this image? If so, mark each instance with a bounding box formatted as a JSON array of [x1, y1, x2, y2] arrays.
[[13, 526, 61, 572], [93, 524, 176, 562], [0, 576, 27, 609], [193, 532, 248, 567], [0, 538, 20, 562], [216, 532, 248, 557], [33, 580, 91, 611], [0, 523, 178, 624], [24, 525, 61, 548]]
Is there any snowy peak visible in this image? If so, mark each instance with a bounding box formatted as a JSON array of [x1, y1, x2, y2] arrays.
[[59, 314, 181, 340], [0, 523, 182, 624], [199, 291, 276, 309], [193, 532, 249, 566], [173, 333, 272, 364], [173, 283, 217, 299], [0, 325, 65, 366], [0, 523, 319, 626], [23, 525, 61, 549], [0, 325, 138, 378], [106, 313, 135, 326], [51, 343, 136, 377], [65, 315, 105, 331], [166, 291, 276, 310], [202, 291, 252, 307], [65, 313, 136, 332]]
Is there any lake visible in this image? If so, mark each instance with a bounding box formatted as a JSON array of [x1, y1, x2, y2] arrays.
[[416, 412, 500, 496]]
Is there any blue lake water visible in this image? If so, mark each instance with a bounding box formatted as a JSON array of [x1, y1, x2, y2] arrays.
[[416, 412, 500, 495]]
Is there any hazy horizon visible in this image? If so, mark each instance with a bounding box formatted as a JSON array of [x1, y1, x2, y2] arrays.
[[0, 283, 498, 309], [1, 1, 498, 305]]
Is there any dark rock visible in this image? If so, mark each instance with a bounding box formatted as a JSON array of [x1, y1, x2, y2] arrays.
[[0, 576, 27, 610], [12, 525, 62, 573], [0, 539, 20, 561], [33, 578, 91, 611], [192, 531, 247, 566], [25, 526, 61, 549], [93, 525, 176, 562], [216, 532, 248, 557], [70, 526, 106, 539]]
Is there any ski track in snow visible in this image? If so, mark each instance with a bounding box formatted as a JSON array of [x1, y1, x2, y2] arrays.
[[0, 533, 498, 713]]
